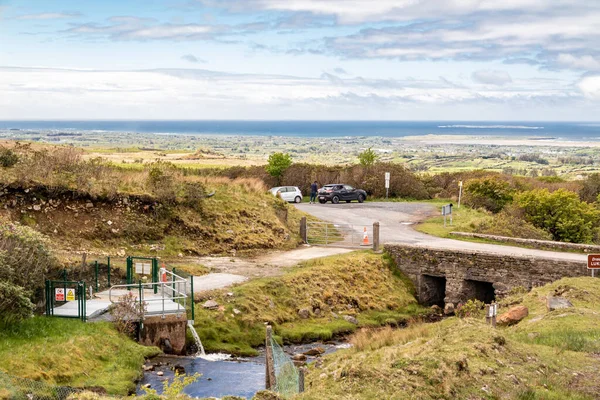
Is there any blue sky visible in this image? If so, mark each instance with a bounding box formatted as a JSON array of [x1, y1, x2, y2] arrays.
[[1, 0, 599, 120]]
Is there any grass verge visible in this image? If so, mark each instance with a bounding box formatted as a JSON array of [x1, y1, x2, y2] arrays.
[[193, 251, 428, 356], [0, 318, 160, 395]]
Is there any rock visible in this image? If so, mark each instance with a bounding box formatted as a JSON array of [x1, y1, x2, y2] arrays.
[[343, 315, 358, 325], [226, 229, 234, 234], [444, 303, 455, 315], [178, 253, 184, 258], [497, 305, 528, 326], [330, 312, 339, 319], [203, 300, 219, 309], [298, 308, 310, 319], [117, 249, 126, 257], [292, 353, 307, 361], [546, 296, 573, 311], [111, 229, 119, 234], [143, 364, 155, 372], [227, 292, 234, 297], [233, 308, 241, 315], [86, 202, 94, 208], [430, 305, 442, 314], [173, 364, 185, 375], [33, 205, 41, 211], [156, 371, 164, 376], [107, 220, 113, 226], [303, 347, 325, 356], [143, 384, 151, 389], [313, 308, 321, 316]]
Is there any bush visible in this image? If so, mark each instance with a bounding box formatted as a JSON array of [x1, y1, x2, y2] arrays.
[[516, 188, 600, 243], [455, 299, 485, 318], [0, 221, 58, 301], [0, 282, 35, 326], [463, 177, 514, 213], [472, 208, 552, 240], [0, 147, 19, 167], [580, 173, 600, 203], [358, 147, 378, 167]]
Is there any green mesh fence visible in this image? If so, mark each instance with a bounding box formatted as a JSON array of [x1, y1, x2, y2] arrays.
[[269, 337, 299, 398], [0, 371, 80, 400]]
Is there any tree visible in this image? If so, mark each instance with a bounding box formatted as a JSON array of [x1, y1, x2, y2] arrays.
[[463, 177, 513, 213], [516, 188, 600, 243], [358, 148, 378, 167], [580, 173, 600, 203], [266, 152, 292, 183]]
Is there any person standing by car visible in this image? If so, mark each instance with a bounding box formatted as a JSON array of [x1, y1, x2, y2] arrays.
[[310, 181, 319, 204]]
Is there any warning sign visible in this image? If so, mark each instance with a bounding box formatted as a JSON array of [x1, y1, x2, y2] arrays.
[[55, 288, 65, 302], [66, 288, 76, 302]]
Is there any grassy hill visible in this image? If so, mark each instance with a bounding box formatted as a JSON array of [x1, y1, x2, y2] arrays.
[[0, 143, 307, 257], [299, 277, 600, 400]]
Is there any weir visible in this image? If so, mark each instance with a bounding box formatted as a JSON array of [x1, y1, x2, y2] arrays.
[[188, 321, 206, 356]]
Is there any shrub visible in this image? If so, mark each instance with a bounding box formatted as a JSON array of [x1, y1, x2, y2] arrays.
[[580, 173, 600, 203], [0, 221, 58, 301], [463, 177, 514, 213], [109, 292, 146, 337], [181, 181, 205, 211], [472, 208, 552, 240], [358, 147, 378, 167], [146, 162, 177, 204], [455, 299, 485, 319], [0, 282, 35, 327], [0, 147, 19, 167], [516, 188, 600, 243]]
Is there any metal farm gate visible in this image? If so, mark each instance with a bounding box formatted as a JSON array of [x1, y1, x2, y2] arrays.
[[303, 219, 379, 249]]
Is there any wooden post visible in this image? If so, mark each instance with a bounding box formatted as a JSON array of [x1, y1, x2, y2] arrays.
[[300, 217, 307, 244], [299, 366, 305, 393], [372, 222, 380, 251], [485, 304, 491, 326], [265, 325, 276, 390]]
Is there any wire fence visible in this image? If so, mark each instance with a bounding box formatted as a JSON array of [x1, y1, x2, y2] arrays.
[[0, 371, 80, 400], [269, 337, 300, 398]]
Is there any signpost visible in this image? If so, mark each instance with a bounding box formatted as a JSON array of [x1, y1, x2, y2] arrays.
[[442, 203, 453, 227], [486, 303, 498, 328], [588, 254, 600, 277], [458, 181, 463, 208], [385, 172, 390, 199]]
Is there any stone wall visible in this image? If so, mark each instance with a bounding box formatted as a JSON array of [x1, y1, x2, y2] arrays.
[[139, 315, 188, 355], [449, 232, 600, 253], [385, 244, 588, 307]]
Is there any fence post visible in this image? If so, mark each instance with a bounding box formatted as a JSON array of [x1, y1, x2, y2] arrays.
[[265, 325, 276, 390], [94, 261, 99, 292], [45, 280, 50, 316], [82, 282, 87, 322], [190, 275, 195, 322], [300, 217, 307, 243], [107, 256, 111, 287], [372, 222, 380, 251], [153, 258, 159, 295], [299, 367, 305, 393]]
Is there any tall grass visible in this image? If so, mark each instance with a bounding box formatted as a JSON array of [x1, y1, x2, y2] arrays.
[[350, 323, 433, 352]]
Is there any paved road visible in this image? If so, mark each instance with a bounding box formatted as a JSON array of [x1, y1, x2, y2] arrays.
[[295, 202, 588, 263]]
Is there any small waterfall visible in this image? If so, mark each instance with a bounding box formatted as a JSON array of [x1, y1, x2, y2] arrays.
[[187, 321, 206, 356]]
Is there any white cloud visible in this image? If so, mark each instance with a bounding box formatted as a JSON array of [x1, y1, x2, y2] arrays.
[[472, 70, 512, 86], [181, 54, 206, 63], [15, 12, 81, 20], [0, 66, 584, 119], [557, 54, 600, 71], [577, 75, 600, 100]]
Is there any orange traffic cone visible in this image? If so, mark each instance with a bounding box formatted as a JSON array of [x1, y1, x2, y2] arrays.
[[361, 227, 370, 246]]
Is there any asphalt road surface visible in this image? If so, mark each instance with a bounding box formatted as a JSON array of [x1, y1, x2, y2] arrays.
[[295, 202, 588, 263]]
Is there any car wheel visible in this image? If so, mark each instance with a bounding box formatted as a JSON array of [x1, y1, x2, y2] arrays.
[[358, 194, 365, 203], [332, 196, 340, 204], [319, 199, 326, 204], [294, 196, 302, 203]]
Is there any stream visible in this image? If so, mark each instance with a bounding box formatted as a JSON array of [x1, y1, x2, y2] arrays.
[[136, 341, 351, 399]]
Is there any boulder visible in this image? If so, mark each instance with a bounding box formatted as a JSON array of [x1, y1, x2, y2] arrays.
[[430, 305, 442, 314], [173, 364, 186, 375], [546, 296, 573, 311], [292, 353, 307, 361], [444, 303, 455, 315], [303, 347, 325, 356], [203, 300, 219, 310], [298, 308, 310, 319], [497, 305, 528, 326], [343, 315, 358, 325]]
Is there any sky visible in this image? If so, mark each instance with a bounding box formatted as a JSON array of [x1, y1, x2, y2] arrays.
[[1, 0, 599, 120]]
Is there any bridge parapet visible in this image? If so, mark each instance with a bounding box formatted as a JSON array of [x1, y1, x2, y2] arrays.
[[385, 243, 588, 308]]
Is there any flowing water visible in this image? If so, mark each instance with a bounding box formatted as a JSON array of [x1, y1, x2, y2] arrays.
[[187, 321, 205, 357]]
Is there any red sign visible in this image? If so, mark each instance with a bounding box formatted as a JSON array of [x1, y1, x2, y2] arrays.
[[55, 288, 65, 301], [588, 254, 600, 270]]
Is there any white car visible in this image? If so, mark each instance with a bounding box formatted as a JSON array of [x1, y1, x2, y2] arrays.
[[269, 186, 303, 203]]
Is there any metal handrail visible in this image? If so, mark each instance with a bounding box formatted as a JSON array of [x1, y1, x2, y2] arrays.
[[108, 269, 189, 318]]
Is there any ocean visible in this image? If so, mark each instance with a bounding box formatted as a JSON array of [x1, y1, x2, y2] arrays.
[[0, 120, 599, 140]]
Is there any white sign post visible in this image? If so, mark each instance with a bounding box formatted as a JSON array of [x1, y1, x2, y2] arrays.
[[385, 172, 390, 199], [458, 181, 463, 208]]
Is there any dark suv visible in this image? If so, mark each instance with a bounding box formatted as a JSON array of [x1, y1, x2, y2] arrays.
[[318, 184, 367, 204]]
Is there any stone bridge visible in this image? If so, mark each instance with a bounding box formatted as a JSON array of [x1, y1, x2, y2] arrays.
[[385, 243, 589, 308]]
